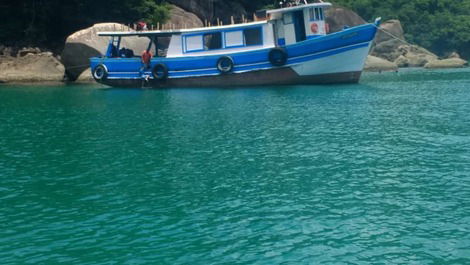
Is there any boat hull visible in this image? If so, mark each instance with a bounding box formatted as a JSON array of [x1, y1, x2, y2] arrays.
[[90, 23, 377, 88], [100, 69, 362, 88]]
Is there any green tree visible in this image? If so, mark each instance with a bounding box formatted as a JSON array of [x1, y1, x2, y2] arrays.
[[332, 0, 470, 58]]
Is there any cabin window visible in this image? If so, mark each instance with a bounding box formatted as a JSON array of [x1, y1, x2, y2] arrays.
[[283, 13, 293, 24], [309, 8, 323, 21], [185, 35, 203, 52], [225, 30, 244, 48], [244, 27, 263, 46], [204, 32, 222, 50]]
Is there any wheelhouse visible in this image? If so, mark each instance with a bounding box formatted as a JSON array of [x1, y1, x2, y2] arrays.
[[268, 2, 331, 46]]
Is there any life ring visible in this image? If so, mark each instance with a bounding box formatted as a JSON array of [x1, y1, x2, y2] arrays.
[[152, 64, 168, 80], [92, 64, 108, 81], [217, 56, 234, 74], [268, 48, 288, 67], [311, 23, 319, 34]]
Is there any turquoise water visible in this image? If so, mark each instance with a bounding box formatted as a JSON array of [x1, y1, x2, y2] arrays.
[[1, 69, 470, 264]]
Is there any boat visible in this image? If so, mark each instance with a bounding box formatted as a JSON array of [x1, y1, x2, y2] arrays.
[[89, 0, 381, 88]]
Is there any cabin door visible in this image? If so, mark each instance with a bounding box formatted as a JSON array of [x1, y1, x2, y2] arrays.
[[293, 10, 306, 42]]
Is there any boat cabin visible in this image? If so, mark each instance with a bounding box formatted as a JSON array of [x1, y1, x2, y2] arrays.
[[97, 1, 331, 59], [267, 2, 331, 45]]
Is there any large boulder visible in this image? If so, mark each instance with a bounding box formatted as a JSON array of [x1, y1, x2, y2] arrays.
[[375, 20, 404, 43], [167, 0, 214, 21], [167, 0, 246, 24], [326, 7, 366, 33], [167, 4, 203, 29], [61, 23, 148, 81], [0, 52, 65, 82], [371, 19, 439, 67], [424, 58, 468, 69], [395, 44, 438, 67], [364, 55, 398, 72], [372, 39, 403, 61], [76, 68, 94, 82]]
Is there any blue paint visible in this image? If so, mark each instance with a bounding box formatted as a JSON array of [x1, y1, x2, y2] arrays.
[[307, 35, 321, 40], [278, 38, 286, 46]]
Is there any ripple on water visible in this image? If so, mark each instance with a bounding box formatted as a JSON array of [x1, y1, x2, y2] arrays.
[[1, 70, 470, 264]]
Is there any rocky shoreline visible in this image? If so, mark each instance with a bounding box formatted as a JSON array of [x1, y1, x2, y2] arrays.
[[0, 5, 467, 84]]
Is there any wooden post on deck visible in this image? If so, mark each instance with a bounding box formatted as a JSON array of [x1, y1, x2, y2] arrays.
[[217, 18, 220, 26], [242, 14, 245, 24]]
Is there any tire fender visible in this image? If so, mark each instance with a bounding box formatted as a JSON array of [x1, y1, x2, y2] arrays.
[[268, 48, 288, 67], [152, 64, 169, 80], [217, 56, 234, 74]]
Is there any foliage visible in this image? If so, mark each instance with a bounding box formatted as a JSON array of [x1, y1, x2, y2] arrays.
[[331, 0, 470, 58], [135, 0, 171, 26], [0, 0, 171, 49]]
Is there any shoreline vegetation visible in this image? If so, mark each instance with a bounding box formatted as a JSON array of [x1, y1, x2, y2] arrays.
[[0, 0, 469, 83]]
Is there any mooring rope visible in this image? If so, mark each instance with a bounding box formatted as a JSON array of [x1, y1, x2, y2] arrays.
[[371, 23, 412, 47]]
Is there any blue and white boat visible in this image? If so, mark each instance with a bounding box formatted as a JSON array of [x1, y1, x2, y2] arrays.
[[89, 1, 380, 88]]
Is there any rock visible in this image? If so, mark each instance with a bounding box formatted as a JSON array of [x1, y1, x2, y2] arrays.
[[364, 55, 398, 72], [394, 55, 409, 67], [214, 1, 247, 24], [372, 39, 403, 61], [370, 19, 439, 67], [168, 4, 203, 29], [167, 0, 214, 21], [373, 41, 438, 67], [167, 0, 246, 23], [326, 7, 366, 33], [18, 47, 41, 57], [0, 52, 65, 82], [447, 52, 461, 59], [77, 67, 94, 82], [375, 20, 404, 43], [61, 23, 148, 81], [424, 58, 468, 69], [0, 46, 14, 57], [398, 44, 438, 67]]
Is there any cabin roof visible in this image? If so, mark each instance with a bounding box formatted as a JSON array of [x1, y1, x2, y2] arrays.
[[266, 2, 332, 15], [97, 21, 269, 37]]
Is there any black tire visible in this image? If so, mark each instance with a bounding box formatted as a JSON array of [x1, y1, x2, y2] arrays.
[[152, 64, 168, 80], [92, 64, 108, 81], [269, 48, 288, 66], [217, 56, 234, 74]]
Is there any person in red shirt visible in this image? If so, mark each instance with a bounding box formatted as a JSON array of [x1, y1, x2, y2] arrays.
[[141, 49, 153, 70]]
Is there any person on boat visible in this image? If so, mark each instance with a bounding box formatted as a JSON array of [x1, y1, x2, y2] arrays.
[[141, 49, 153, 70], [136, 21, 148, 31]]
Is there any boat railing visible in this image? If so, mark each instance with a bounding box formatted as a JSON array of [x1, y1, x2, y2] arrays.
[[113, 13, 266, 34]]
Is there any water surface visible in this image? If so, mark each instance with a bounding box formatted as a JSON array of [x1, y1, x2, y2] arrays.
[[1, 69, 470, 264]]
